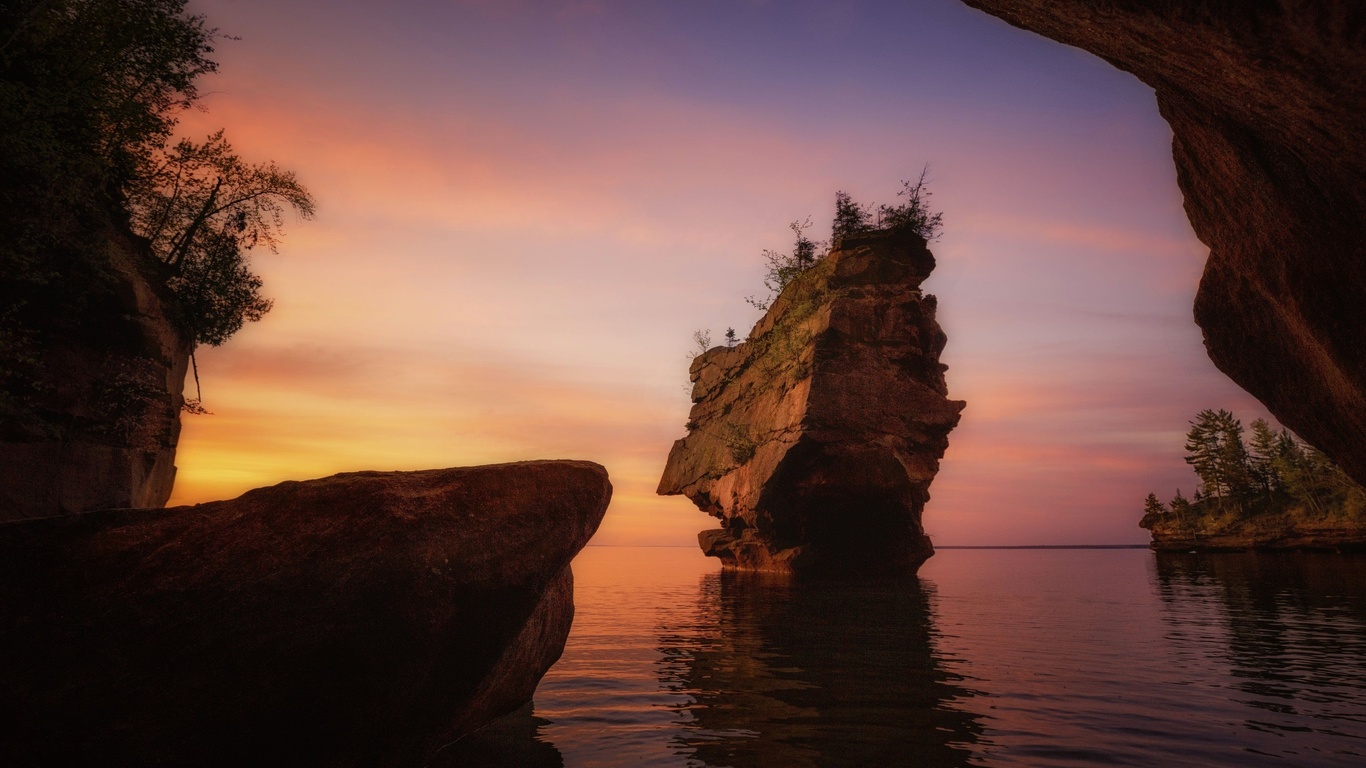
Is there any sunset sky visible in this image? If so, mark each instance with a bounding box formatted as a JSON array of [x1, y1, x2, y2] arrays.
[[169, 0, 1277, 546]]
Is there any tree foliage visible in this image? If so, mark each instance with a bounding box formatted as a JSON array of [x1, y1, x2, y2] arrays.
[[1140, 492, 1168, 527], [877, 166, 943, 242], [1, 0, 220, 188], [691, 329, 712, 356], [1143, 493, 1166, 515], [1182, 409, 1254, 504], [126, 131, 314, 345], [745, 171, 946, 312], [831, 191, 872, 246], [1, 0, 310, 359], [831, 166, 944, 247], [1147, 409, 1366, 522], [1168, 488, 1192, 517], [746, 218, 820, 311]]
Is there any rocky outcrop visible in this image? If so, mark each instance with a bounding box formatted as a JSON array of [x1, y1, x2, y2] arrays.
[[960, 1, 1366, 486], [658, 229, 964, 575], [1142, 509, 1366, 552], [0, 224, 190, 521], [0, 460, 611, 767]]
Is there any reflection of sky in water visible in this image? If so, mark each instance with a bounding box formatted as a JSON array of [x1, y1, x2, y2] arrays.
[[433, 548, 1366, 767], [661, 570, 981, 767]]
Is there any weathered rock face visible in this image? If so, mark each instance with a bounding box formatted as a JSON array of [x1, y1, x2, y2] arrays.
[[0, 225, 190, 521], [658, 230, 965, 575], [0, 460, 611, 768], [961, 0, 1366, 486]]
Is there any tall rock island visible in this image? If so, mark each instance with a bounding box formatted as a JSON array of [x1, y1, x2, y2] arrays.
[[658, 229, 965, 575]]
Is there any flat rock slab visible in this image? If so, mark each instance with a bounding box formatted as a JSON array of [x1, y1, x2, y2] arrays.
[[0, 460, 610, 767]]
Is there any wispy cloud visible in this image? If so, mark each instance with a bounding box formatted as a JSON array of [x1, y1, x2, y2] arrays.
[[168, 0, 1268, 546]]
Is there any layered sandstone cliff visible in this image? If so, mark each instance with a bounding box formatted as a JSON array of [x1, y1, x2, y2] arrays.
[[0, 223, 190, 520], [0, 460, 611, 767], [961, 0, 1366, 486], [658, 229, 964, 575]]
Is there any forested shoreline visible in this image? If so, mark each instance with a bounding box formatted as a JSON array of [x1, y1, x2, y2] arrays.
[[1141, 409, 1366, 542]]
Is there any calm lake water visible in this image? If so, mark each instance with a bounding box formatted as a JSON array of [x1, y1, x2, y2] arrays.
[[437, 547, 1366, 767]]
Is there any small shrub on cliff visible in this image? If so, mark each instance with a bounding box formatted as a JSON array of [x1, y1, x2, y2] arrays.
[[878, 166, 943, 242], [746, 218, 822, 311], [722, 423, 758, 464], [831, 191, 873, 246], [745, 171, 942, 313], [831, 166, 944, 247], [690, 329, 712, 356], [92, 358, 167, 446]]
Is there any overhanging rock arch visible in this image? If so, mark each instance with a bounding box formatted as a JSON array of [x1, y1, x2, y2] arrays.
[[962, 0, 1366, 485]]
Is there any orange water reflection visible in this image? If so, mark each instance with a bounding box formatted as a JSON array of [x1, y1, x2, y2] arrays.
[[438, 548, 1366, 767]]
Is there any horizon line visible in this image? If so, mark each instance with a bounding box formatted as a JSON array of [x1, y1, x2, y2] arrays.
[[584, 543, 1152, 550]]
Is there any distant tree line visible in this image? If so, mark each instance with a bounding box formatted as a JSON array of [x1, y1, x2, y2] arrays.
[[1143, 409, 1365, 523]]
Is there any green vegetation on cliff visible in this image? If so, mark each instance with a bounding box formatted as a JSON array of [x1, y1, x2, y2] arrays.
[[1141, 409, 1366, 538], [683, 172, 945, 405], [741, 168, 943, 314]]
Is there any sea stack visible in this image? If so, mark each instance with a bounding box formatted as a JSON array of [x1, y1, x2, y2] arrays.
[[658, 228, 965, 575]]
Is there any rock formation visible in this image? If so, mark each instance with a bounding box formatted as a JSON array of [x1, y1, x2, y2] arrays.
[[658, 229, 965, 575], [960, 0, 1366, 486], [0, 460, 611, 768], [0, 223, 191, 521], [1141, 508, 1366, 553]]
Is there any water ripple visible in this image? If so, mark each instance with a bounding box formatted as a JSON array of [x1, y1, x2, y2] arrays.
[[438, 548, 1366, 767]]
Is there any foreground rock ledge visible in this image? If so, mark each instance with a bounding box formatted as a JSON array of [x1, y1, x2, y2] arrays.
[[0, 460, 611, 768], [961, 0, 1366, 487], [659, 229, 965, 575]]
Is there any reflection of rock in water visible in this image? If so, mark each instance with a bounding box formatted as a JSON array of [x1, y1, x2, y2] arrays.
[[428, 702, 563, 768], [1155, 553, 1366, 751], [659, 572, 981, 767]]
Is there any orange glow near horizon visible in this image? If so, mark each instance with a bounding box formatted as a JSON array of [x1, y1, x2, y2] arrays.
[[165, 0, 1281, 546]]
